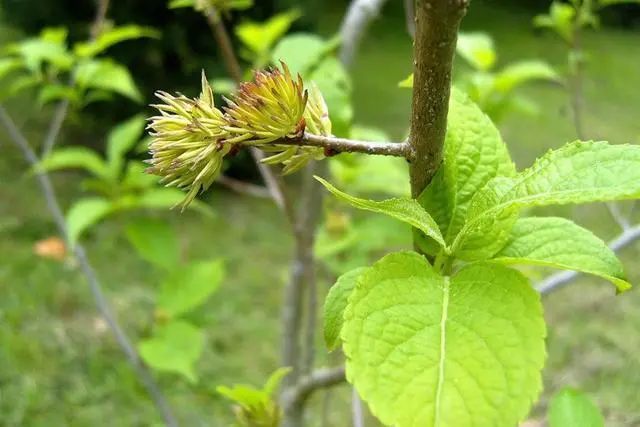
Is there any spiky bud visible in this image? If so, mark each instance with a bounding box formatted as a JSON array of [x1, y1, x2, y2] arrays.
[[146, 72, 231, 210], [223, 62, 308, 146]]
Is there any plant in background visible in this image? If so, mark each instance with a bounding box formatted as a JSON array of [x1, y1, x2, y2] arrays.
[[147, 0, 640, 421], [399, 31, 561, 122]]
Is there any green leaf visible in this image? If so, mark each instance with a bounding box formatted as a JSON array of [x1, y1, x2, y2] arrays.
[[138, 320, 204, 383], [343, 252, 545, 427], [0, 58, 23, 80], [398, 73, 413, 88], [309, 57, 353, 135], [125, 218, 180, 270], [235, 9, 301, 59], [418, 88, 515, 254], [157, 260, 225, 317], [271, 33, 330, 75], [456, 32, 497, 71], [548, 388, 605, 427], [6, 28, 74, 72], [37, 83, 78, 106], [263, 367, 291, 396], [74, 25, 159, 58], [121, 161, 158, 190], [0, 75, 40, 100], [210, 77, 236, 95], [75, 59, 142, 103], [599, 0, 640, 5], [493, 217, 631, 292], [533, 2, 577, 43], [36, 147, 109, 178], [494, 60, 560, 93], [454, 141, 640, 259], [66, 197, 114, 245], [316, 177, 447, 250], [323, 267, 367, 351], [106, 115, 146, 178]]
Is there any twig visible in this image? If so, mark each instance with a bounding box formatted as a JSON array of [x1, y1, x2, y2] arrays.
[[404, 0, 416, 39], [409, 0, 468, 199], [217, 175, 271, 198], [536, 224, 640, 294], [606, 201, 630, 231], [281, 366, 346, 412], [352, 387, 365, 427], [339, 0, 389, 68], [0, 105, 178, 427], [283, 133, 410, 158]]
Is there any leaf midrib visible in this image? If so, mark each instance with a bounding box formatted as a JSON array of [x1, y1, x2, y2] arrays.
[[434, 277, 450, 427]]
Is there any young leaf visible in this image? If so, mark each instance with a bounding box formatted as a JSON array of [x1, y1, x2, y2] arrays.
[[494, 60, 560, 93], [263, 367, 292, 396], [75, 59, 142, 103], [125, 218, 180, 270], [271, 33, 337, 76], [493, 217, 631, 292], [343, 252, 545, 427], [157, 260, 225, 317], [316, 177, 447, 250], [454, 141, 640, 259], [456, 32, 497, 71], [323, 267, 367, 351], [418, 88, 515, 254], [65, 197, 114, 245], [106, 115, 146, 178], [235, 9, 301, 60], [138, 320, 204, 383], [548, 388, 605, 427], [73, 25, 160, 58], [36, 147, 109, 179]]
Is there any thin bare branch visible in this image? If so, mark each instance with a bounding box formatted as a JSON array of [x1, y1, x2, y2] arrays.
[[0, 105, 178, 427], [281, 366, 346, 412], [352, 388, 366, 427], [339, 0, 389, 68], [217, 175, 271, 198], [404, 0, 416, 39], [281, 133, 410, 158], [536, 223, 640, 294]]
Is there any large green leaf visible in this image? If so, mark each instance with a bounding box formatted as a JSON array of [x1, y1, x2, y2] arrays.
[[316, 177, 447, 250], [74, 25, 159, 58], [65, 197, 114, 245], [418, 88, 515, 254], [323, 267, 367, 351], [75, 59, 142, 103], [125, 218, 180, 270], [493, 217, 630, 292], [343, 252, 545, 427], [454, 141, 640, 259], [548, 388, 605, 427], [138, 320, 204, 383], [106, 115, 146, 178], [157, 260, 225, 317], [36, 147, 109, 178]]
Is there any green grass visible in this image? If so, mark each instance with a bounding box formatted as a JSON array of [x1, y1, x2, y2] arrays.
[[2, 2, 640, 426]]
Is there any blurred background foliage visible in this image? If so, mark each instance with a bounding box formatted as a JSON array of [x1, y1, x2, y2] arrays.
[[1, 0, 640, 426]]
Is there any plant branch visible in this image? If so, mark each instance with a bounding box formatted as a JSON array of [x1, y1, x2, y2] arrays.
[[339, 0, 389, 68], [271, 133, 410, 158], [352, 388, 366, 427], [0, 105, 178, 427], [217, 175, 271, 198], [404, 0, 416, 39], [536, 223, 640, 294], [409, 0, 468, 199], [281, 366, 346, 412]]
